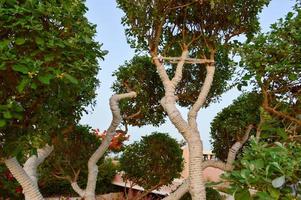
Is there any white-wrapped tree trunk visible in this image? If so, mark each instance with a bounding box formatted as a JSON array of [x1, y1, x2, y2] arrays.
[[70, 92, 136, 200], [4, 144, 53, 200], [163, 125, 254, 200]]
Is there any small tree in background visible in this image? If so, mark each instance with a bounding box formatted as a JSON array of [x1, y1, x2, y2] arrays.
[[120, 132, 184, 200]]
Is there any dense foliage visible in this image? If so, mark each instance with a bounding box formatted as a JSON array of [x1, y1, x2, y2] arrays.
[[112, 56, 166, 127], [0, 0, 105, 158], [120, 132, 183, 191], [210, 92, 261, 161], [223, 139, 301, 199]]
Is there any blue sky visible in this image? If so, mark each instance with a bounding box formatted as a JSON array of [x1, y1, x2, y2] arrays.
[[81, 0, 296, 150]]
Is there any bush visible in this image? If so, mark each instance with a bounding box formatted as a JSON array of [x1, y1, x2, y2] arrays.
[[222, 138, 301, 199], [120, 132, 183, 191]]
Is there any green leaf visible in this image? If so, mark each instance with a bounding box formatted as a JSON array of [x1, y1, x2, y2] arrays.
[[12, 113, 23, 120], [64, 73, 79, 84], [30, 148, 38, 156], [0, 39, 10, 49], [15, 38, 26, 45], [234, 189, 252, 200], [31, 82, 38, 89], [268, 186, 280, 199], [3, 111, 12, 119], [35, 37, 44, 46], [0, 119, 6, 127], [17, 78, 30, 92], [0, 63, 6, 70], [44, 54, 55, 62], [38, 74, 54, 84], [256, 192, 273, 199], [12, 64, 29, 74], [240, 169, 250, 179], [272, 176, 285, 188], [288, 73, 297, 81]]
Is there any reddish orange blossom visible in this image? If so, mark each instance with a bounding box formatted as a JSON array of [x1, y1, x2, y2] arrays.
[[92, 129, 129, 151]]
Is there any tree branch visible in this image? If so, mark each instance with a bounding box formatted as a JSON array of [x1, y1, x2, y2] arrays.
[[262, 87, 301, 126], [85, 91, 137, 196], [133, 182, 163, 200], [202, 125, 254, 171], [163, 179, 189, 200], [23, 144, 54, 186], [151, 52, 172, 91], [188, 63, 215, 131], [171, 48, 189, 87], [71, 181, 85, 197]]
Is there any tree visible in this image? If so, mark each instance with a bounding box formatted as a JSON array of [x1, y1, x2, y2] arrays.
[[0, 0, 105, 199], [120, 132, 183, 200], [221, 4, 301, 199], [238, 2, 301, 130], [116, 0, 269, 199], [67, 92, 136, 200], [210, 92, 261, 161]]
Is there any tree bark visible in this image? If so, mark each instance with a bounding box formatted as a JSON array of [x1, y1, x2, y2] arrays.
[[164, 125, 253, 200], [23, 144, 53, 200], [70, 92, 136, 200], [152, 49, 212, 200], [5, 157, 44, 200], [163, 179, 189, 200], [202, 125, 253, 171]]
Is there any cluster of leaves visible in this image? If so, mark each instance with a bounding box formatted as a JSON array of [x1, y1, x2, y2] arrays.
[[119, 132, 183, 190], [210, 92, 261, 161], [41, 125, 101, 181], [223, 138, 301, 200], [112, 56, 166, 127], [39, 125, 119, 196], [0, 0, 105, 158]]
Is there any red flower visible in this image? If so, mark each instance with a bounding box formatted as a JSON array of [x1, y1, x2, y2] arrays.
[[92, 129, 129, 151], [5, 170, 14, 181], [15, 186, 22, 193]]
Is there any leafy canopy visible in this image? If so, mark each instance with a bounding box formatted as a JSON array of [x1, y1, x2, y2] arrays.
[[0, 0, 106, 158]]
